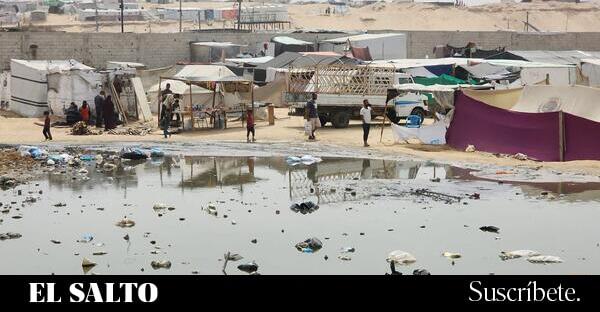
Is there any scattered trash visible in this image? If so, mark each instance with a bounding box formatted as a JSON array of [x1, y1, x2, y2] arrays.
[[469, 193, 480, 200], [341, 247, 356, 253], [499, 250, 541, 260], [120, 147, 148, 160], [151, 260, 172, 269], [237, 261, 259, 273], [251, 239, 257, 244], [226, 253, 243, 261], [93, 251, 107, 256], [430, 177, 441, 182], [150, 148, 165, 158], [81, 258, 96, 267], [338, 255, 352, 261], [527, 255, 563, 264], [290, 201, 319, 214], [295, 237, 323, 253], [79, 155, 95, 161], [50, 240, 61, 244], [512, 153, 528, 161], [479, 226, 500, 233], [412, 189, 461, 203], [386, 250, 416, 265], [116, 217, 136, 228], [442, 252, 462, 259], [465, 145, 476, 153], [46, 159, 55, 166], [103, 163, 117, 171], [123, 234, 129, 241], [413, 269, 431, 275], [286, 155, 322, 166], [207, 204, 218, 216], [0, 232, 22, 240]]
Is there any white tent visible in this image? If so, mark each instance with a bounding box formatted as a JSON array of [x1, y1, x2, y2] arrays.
[[483, 59, 577, 86], [581, 59, 600, 88], [321, 33, 407, 60], [9, 59, 103, 117], [0, 71, 10, 108]]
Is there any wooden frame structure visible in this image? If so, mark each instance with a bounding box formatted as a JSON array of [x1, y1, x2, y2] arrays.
[[157, 75, 254, 131], [287, 64, 397, 96]]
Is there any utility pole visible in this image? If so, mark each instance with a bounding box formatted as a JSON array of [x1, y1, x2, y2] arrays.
[[179, 0, 182, 32], [120, 0, 124, 33], [94, 0, 99, 32], [237, 0, 242, 30]]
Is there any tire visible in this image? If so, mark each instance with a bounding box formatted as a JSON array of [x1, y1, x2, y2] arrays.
[[410, 107, 425, 124], [319, 115, 329, 127], [331, 111, 350, 128]]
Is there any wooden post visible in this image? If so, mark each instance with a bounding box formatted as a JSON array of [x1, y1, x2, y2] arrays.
[[158, 77, 162, 126], [559, 110, 565, 162], [268, 104, 275, 125], [251, 81, 255, 129], [189, 81, 193, 130], [380, 98, 389, 143], [545, 74, 550, 85]]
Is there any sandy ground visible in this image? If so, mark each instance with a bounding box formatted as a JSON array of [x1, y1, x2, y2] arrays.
[[15, 1, 600, 32], [3, 108, 600, 176]]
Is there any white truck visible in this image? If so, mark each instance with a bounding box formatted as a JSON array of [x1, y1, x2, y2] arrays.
[[286, 65, 429, 128]]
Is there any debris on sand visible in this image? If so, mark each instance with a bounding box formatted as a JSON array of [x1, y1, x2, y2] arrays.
[[479, 226, 500, 233], [338, 255, 352, 261], [0, 232, 22, 240], [151, 260, 172, 269], [499, 250, 540, 260], [527, 255, 563, 264], [71, 121, 100, 136], [386, 250, 416, 265], [116, 217, 136, 228], [237, 261, 259, 273], [295, 237, 323, 253], [465, 145, 476, 152]]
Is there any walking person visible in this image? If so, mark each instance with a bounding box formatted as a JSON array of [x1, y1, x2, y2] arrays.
[[42, 111, 52, 141], [94, 91, 105, 128], [305, 93, 320, 140], [360, 99, 372, 147], [161, 114, 171, 139], [246, 108, 255, 142]]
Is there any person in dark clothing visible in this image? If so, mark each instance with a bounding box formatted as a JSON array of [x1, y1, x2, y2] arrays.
[[305, 93, 319, 140], [103, 95, 116, 131], [65, 102, 81, 125], [246, 108, 255, 142], [94, 91, 105, 128], [161, 83, 173, 103], [360, 99, 372, 147], [43, 111, 52, 141]]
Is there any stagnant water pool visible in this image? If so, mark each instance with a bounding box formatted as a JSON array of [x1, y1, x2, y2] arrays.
[[2, 150, 600, 275]]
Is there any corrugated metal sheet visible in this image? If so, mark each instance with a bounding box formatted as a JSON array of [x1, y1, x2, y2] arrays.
[[502, 50, 600, 65]]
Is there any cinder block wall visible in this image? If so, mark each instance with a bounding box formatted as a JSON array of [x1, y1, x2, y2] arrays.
[[2, 30, 600, 70]]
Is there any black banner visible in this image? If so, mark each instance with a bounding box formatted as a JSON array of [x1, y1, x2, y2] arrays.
[[0, 275, 597, 308]]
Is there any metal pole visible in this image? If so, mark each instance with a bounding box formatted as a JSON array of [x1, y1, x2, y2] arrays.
[[94, 0, 99, 32], [179, 0, 182, 33], [237, 0, 242, 30], [120, 0, 124, 33]]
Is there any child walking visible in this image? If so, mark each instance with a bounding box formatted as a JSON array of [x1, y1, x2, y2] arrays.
[[43, 111, 52, 141], [246, 108, 255, 142]]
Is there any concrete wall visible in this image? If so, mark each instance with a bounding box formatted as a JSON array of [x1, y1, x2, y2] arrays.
[[2, 30, 600, 70]]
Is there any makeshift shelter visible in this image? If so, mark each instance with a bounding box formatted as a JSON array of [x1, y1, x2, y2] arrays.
[[157, 66, 254, 131], [190, 42, 246, 63], [270, 36, 314, 56], [485, 50, 600, 65], [446, 90, 600, 161], [9, 59, 103, 118], [581, 59, 600, 88], [147, 65, 239, 114], [321, 33, 407, 60], [0, 71, 10, 108], [253, 51, 351, 82], [483, 59, 577, 86]]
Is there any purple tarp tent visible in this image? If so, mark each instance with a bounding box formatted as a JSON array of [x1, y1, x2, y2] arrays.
[[447, 91, 600, 161]]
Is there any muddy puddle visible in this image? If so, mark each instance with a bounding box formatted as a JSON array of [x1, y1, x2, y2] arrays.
[[2, 148, 600, 275]]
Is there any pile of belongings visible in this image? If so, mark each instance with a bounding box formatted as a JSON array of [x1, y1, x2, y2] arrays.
[[286, 155, 322, 166], [18, 146, 48, 160], [120, 147, 148, 160], [71, 121, 100, 135], [107, 123, 154, 136], [290, 201, 319, 214]]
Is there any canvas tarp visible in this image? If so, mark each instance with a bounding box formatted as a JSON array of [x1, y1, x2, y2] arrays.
[[581, 59, 600, 88], [391, 119, 448, 145], [413, 74, 473, 86], [147, 80, 212, 113], [462, 88, 522, 110], [46, 70, 104, 117], [0, 71, 10, 106], [447, 91, 600, 161], [253, 71, 286, 107], [447, 91, 561, 161], [512, 85, 600, 123]]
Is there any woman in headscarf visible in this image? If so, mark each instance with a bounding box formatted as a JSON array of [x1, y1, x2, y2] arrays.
[[103, 95, 116, 130]]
